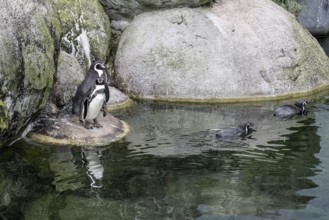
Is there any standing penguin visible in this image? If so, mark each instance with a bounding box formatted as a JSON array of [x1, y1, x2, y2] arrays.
[[72, 60, 110, 129]]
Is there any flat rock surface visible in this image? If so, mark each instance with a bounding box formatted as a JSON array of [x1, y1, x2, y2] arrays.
[[27, 114, 129, 146]]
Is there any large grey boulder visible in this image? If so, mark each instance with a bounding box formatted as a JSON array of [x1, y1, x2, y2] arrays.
[[0, 0, 61, 142], [296, 0, 329, 36], [51, 52, 84, 107], [115, 0, 329, 102]]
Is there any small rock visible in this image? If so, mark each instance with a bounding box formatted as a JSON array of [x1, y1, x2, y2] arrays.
[[27, 114, 129, 146]]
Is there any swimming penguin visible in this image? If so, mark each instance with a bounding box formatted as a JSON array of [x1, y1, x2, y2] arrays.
[[72, 61, 110, 129], [215, 122, 255, 139], [273, 100, 309, 117]]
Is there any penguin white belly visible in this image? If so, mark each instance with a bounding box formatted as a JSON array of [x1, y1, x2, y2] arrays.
[[85, 93, 105, 121]]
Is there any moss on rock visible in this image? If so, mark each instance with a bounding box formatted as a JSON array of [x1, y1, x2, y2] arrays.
[[23, 47, 54, 90], [0, 0, 61, 142], [0, 100, 8, 130]]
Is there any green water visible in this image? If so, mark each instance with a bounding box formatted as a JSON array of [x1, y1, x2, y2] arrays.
[[1, 95, 329, 220]]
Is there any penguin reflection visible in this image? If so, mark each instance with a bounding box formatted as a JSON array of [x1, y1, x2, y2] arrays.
[[82, 148, 104, 189], [72, 61, 110, 129]]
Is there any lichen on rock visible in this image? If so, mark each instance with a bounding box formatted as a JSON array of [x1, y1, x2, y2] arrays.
[[56, 0, 111, 71], [0, 100, 8, 130]]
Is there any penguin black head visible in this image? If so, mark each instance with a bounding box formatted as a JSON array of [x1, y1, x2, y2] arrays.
[[294, 100, 309, 111], [91, 61, 107, 75], [239, 122, 254, 134]]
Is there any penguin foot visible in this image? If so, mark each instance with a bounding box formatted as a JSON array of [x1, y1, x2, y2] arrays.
[[93, 119, 102, 128], [85, 125, 94, 129], [83, 121, 94, 129]]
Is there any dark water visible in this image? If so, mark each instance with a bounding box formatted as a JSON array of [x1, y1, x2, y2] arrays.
[[1, 95, 329, 220]]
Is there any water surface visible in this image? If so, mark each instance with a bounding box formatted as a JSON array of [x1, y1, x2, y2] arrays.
[[1, 96, 329, 220]]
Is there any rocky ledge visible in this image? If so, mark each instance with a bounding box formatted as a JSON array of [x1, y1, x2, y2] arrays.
[[27, 114, 129, 146], [26, 86, 133, 147]]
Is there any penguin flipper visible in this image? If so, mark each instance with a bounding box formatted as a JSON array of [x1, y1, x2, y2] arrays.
[[79, 88, 94, 121], [105, 85, 110, 103], [81, 99, 94, 129], [73, 77, 95, 115]]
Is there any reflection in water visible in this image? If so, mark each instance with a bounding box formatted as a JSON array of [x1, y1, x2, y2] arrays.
[[0, 99, 329, 219], [49, 146, 86, 192], [82, 148, 104, 189], [121, 103, 312, 157]]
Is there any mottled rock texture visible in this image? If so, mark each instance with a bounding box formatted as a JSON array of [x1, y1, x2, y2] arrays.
[[56, 0, 111, 71], [115, 0, 329, 102], [0, 0, 61, 142], [28, 114, 129, 146], [0, 0, 115, 144], [52, 51, 84, 107]]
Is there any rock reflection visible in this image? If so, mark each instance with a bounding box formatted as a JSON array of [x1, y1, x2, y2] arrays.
[[49, 122, 320, 220], [49, 146, 86, 192]]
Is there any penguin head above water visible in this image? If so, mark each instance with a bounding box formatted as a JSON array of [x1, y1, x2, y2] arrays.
[[238, 122, 255, 135], [294, 100, 309, 112]]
